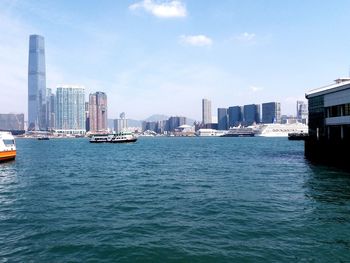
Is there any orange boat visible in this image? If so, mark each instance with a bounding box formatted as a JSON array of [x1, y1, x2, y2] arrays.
[[0, 132, 16, 162]]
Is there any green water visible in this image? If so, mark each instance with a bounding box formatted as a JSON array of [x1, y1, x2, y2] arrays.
[[0, 137, 349, 262]]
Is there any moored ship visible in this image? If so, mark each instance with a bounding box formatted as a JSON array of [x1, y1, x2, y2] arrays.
[[0, 132, 16, 162], [252, 123, 308, 137], [221, 127, 255, 137], [90, 131, 137, 143]]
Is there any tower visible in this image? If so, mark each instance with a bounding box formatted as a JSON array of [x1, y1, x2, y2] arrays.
[[28, 35, 47, 131], [202, 99, 212, 125], [89, 92, 108, 132]]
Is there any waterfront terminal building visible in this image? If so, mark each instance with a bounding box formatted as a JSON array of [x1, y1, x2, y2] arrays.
[[305, 78, 350, 166]]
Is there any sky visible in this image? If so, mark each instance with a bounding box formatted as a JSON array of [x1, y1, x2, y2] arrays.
[[1, 0, 350, 120]]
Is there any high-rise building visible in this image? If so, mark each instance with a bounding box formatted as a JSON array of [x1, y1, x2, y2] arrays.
[[202, 99, 212, 124], [296, 100, 308, 124], [28, 35, 47, 131], [228, 106, 242, 127], [243, 104, 260, 126], [217, 108, 228, 130], [55, 85, 86, 135], [114, 112, 128, 133], [0, 114, 25, 131], [85, 102, 90, 132], [89, 92, 108, 133], [262, 102, 281, 123], [46, 88, 56, 130], [166, 116, 186, 132]]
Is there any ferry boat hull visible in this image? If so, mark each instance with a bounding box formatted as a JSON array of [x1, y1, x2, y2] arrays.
[[0, 132, 16, 162], [0, 150, 16, 162]]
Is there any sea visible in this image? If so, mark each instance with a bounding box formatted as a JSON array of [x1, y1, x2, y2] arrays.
[[0, 137, 350, 262]]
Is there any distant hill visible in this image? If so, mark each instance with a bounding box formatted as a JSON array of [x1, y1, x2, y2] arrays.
[[128, 119, 142, 127], [144, 114, 169, 122]]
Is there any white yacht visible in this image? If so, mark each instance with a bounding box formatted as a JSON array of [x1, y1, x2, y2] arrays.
[[251, 123, 308, 137]]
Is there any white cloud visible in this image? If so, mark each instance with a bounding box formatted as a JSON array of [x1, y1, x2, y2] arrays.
[[236, 32, 256, 43], [129, 0, 187, 18], [249, 86, 263, 92], [179, 35, 213, 47]]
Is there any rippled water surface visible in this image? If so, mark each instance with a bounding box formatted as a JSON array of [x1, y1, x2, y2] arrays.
[[1, 137, 350, 262]]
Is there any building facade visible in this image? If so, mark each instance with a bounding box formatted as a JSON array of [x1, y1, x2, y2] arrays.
[[0, 114, 25, 131], [217, 108, 228, 130], [89, 92, 108, 133], [262, 102, 281, 123], [202, 99, 212, 125], [55, 85, 86, 135], [305, 78, 350, 167], [166, 116, 186, 132], [228, 106, 242, 127], [28, 35, 47, 131], [47, 88, 56, 130], [296, 100, 308, 124], [114, 112, 128, 133], [243, 104, 260, 126]]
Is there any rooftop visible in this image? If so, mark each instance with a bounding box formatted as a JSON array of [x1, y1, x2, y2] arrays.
[[305, 78, 350, 98]]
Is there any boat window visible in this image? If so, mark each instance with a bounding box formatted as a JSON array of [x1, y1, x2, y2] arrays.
[[3, 139, 15, 146]]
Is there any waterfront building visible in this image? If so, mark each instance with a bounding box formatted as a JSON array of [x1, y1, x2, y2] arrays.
[[166, 116, 186, 132], [281, 115, 298, 124], [142, 121, 158, 132], [202, 99, 212, 124], [243, 104, 260, 126], [89, 92, 108, 133], [28, 34, 47, 131], [217, 108, 228, 130], [47, 88, 56, 130], [305, 78, 350, 166], [296, 100, 308, 124], [114, 112, 128, 133], [228, 106, 242, 127], [85, 102, 90, 132], [0, 114, 25, 131], [262, 102, 281, 124], [55, 85, 86, 135]]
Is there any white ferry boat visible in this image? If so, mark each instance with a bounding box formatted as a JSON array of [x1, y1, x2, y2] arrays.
[[221, 126, 255, 137], [90, 131, 137, 143], [0, 132, 16, 162], [251, 123, 308, 137], [195, 129, 226, 137]]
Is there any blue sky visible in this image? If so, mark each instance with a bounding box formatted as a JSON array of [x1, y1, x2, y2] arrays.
[[1, 0, 350, 120]]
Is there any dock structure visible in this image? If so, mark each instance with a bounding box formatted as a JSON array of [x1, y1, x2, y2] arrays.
[[305, 78, 350, 167]]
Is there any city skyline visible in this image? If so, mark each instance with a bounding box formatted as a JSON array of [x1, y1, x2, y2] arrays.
[[2, 1, 350, 120]]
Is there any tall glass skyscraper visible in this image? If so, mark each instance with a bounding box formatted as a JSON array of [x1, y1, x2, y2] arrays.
[[202, 98, 212, 124], [262, 102, 281, 123], [28, 35, 47, 131], [217, 108, 228, 130], [243, 104, 260, 126], [228, 106, 242, 127], [55, 85, 86, 135]]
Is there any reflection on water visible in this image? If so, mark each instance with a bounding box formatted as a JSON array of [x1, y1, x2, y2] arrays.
[[305, 164, 350, 203], [0, 161, 18, 216]]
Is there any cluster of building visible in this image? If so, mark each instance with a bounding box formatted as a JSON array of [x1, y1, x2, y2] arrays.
[[201, 99, 308, 131], [0, 34, 308, 138], [27, 35, 109, 135], [141, 116, 187, 134]]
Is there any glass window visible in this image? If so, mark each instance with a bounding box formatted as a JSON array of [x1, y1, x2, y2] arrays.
[[3, 139, 14, 146]]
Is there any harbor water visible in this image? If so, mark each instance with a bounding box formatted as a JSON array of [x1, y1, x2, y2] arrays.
[[0, 137, 350, 262]]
